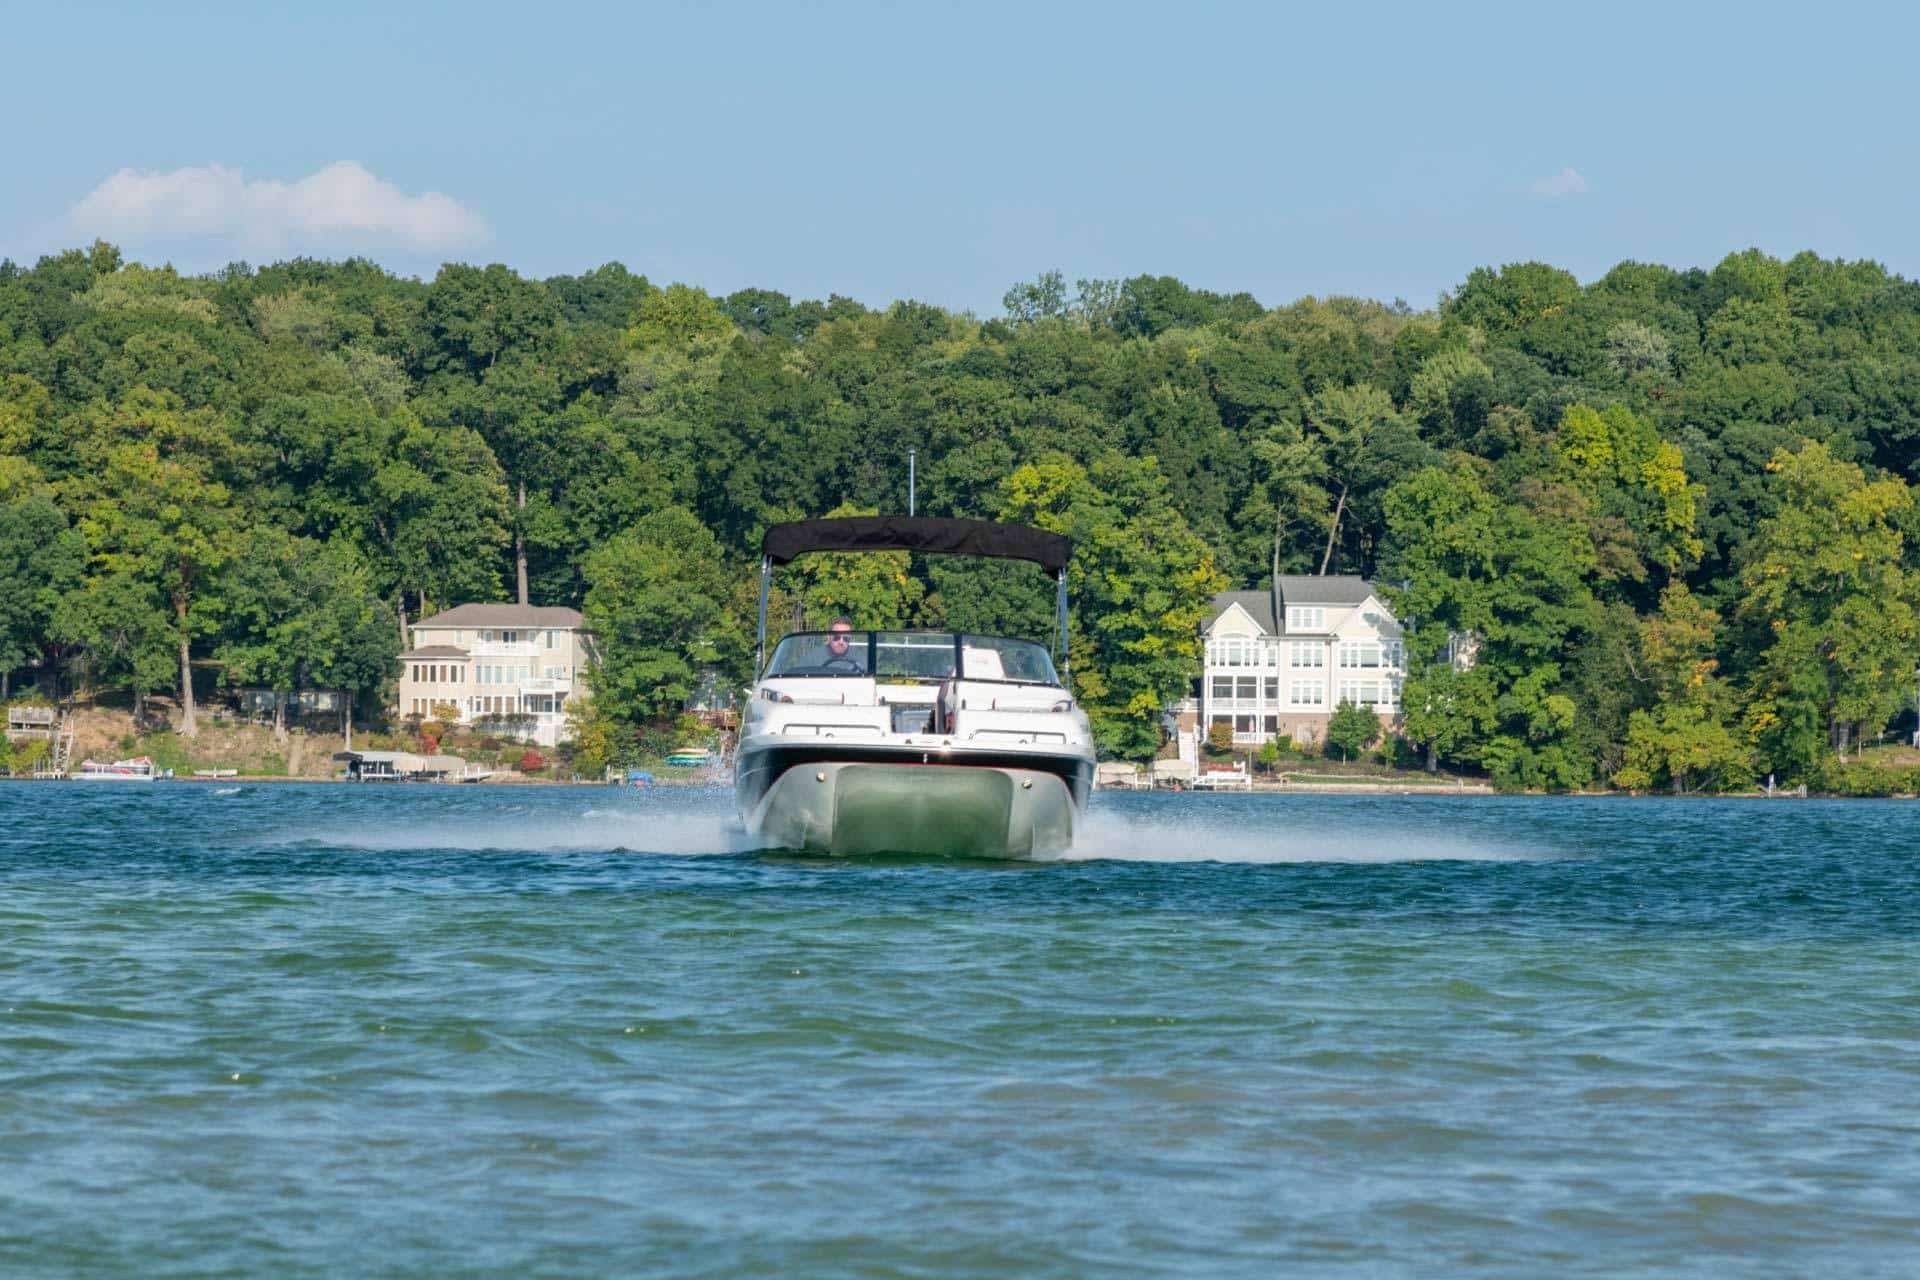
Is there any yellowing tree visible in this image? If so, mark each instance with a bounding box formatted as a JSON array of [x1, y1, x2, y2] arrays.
[[1737, 441, 1918, 772]]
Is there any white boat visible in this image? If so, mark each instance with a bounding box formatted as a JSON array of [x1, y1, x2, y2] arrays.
[[74, 755, 160, 781], [735, 516, 1095, 858]]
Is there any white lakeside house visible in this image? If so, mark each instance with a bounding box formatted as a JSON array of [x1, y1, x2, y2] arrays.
[[1197, 577, 1405, 749], [394, 604, 594, 748]]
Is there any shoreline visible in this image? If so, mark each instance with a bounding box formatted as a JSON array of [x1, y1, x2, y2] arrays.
[[5, 774, 1912, 799]]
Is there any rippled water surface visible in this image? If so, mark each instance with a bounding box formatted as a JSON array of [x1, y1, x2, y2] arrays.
[[3, 782, 1918, 1277]]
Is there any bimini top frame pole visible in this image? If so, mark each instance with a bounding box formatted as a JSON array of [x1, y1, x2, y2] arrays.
[[1054, 566, 1070, 687]]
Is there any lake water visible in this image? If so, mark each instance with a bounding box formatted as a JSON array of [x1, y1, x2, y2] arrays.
[[2, 783, 1917, 1277]]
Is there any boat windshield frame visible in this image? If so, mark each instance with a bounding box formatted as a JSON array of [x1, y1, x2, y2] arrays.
[[762, 630, 1063, 687]]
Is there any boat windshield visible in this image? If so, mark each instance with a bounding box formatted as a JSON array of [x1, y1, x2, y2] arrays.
[[764, 631, 1060, 685]]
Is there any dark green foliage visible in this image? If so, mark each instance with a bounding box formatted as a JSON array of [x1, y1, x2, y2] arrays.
[[1, 243, 1917, 786]]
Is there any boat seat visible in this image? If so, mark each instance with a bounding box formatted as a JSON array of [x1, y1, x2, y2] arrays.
[[934, 680, 954, 734]]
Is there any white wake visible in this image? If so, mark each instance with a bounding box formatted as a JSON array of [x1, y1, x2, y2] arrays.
[[1054, 809, 1543, 864]]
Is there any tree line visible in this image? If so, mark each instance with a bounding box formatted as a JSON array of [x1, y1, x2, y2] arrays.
[[3, 244, 1917, 786]]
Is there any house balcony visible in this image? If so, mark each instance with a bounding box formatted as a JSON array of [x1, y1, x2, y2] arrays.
[[1206, 697, 1277, 713], [467, 641, 542, 657], [519, 677, 573, 696]]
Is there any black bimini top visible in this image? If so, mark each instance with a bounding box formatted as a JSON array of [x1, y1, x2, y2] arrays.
[[761, 516, 1071, 573]]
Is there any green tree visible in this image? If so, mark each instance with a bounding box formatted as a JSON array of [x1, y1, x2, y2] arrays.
[[1445, 262, 1582, 337], [1326, 701, 1380, 762], [0, 496, 85, 697], [998, 455, 1225, 759], [626, 283, 735, 349], [1302, 383, 1427, 574], [0, 374, 54, 498], [53, 569, 175, 722], [214, 529, 394, 737], [1381, 462, 1597, 782], [64, 392, 236, 734], [370, 418, 513, 628], [582, 507, 741, 727]]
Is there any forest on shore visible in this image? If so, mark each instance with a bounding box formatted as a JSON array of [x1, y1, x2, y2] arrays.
[[3, 243, 1918, 790]]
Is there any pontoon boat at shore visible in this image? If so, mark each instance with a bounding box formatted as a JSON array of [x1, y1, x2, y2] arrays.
[[735, 516, 1094, 858], [74, 756, 161, 781]]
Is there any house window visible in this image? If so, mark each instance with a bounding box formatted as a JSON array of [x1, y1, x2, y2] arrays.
[[1263, 677, 1279, 700], [1210, 677, 1233, 700], [1234, 676, 1257, 700], [1262, 715, 1279, 736], [1290, 642, 1324, 668], [1339, 643, 1383, 669], [1288, 606, 1325, 631], [1338, 643, 1404, 670], [1289, 684, 1326, 707], [545, 630, 555, 649], [1338, 681, 1399, 708]]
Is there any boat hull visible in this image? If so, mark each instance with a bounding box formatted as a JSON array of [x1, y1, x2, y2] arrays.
[[744, 759, 1081, 858]]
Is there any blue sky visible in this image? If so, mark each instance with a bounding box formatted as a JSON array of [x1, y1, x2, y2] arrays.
[[6, 0, 1917, 313]]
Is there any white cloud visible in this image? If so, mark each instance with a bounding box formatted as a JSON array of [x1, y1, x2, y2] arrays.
[[1528, 167, 1590, 200], [69, 161, 489, 254]]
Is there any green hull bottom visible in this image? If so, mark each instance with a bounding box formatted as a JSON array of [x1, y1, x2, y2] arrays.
[[752, 762, 1076, 859]]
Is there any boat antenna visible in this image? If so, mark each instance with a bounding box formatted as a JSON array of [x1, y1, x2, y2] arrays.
[[756, 555, 771, 676]]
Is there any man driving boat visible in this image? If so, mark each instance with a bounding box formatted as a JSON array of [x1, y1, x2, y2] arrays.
[[822, 617, 860, 670]]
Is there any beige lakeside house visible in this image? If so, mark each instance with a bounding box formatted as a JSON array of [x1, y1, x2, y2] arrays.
[[1194, 577, 1405, 750], [395, 605, 594, 748]]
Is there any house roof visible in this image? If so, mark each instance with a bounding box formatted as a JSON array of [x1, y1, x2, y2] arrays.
[[399, 645, 469, 660], [1275, 575, 1376, 607], [414, 604, 586, 629], [1208, 590, 1277, 633], [1206, 577, 1383, 635]]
